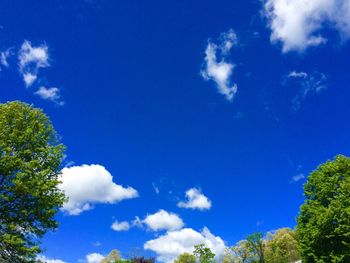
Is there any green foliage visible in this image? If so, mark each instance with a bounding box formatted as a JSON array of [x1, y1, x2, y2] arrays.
[[0, 101, 66, 262], [246, 233, 265, 263], [296, 155, 350, 262], [264, 228, 300, 263], [130, 256, 155, 263], [101, 249, 121, 263], [193, 244, 215, 263], [174, 252, 197, 263], [223, 240, 253, 263]]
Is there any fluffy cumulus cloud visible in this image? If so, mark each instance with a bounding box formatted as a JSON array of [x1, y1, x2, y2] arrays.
[[144, 227, 226, 263], [35, 86, 64, 105], [284, 71, 328, 110], [37, 255, 67, 263], [18, 40, 49, 87], [86, 253, 105, 263], [201, 29, 238, 101], [143, 210, 184, 231], [177, 188, 212, 211], [111, 220, 131, 232], [264, 0, 350, 52], [59, 164, 139, 215]]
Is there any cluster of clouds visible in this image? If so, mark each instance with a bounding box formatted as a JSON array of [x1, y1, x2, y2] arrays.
[[264, 0, 350, 52], [55, 162, 218, 262], [0, 40, 63, 105]]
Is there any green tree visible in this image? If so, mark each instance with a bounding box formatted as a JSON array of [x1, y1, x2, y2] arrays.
[[0, 101, 65, 262], [296, 155, 350, 262], [224, 240, 252, 263], [264, 228, 300, 263], [174, 253, 196, 263], [246, 233, 265, 263], [193, 244, 215, 263], [101, 249, 121, 263]]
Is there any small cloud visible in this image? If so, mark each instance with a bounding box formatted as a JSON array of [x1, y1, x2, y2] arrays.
[[18, 40, 49, 87], [111, 220, 131, 232], [143, 210, 184, 232], [177, 188, 212, 211], [201, 29, 238, 101], [59, 164, 139, 215], [132, 216, 144, 229], [152, 182, 160, 194], [0, 49, 11, 68], [92, 241, 102, 247], [291, 173, 305, 183], [34, 86, 64, 105]]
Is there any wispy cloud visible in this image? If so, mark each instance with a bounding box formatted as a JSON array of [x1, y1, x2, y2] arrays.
[[201, 29, 238, 101], [34, 86, 64, 106], [0, 49, 11, 68], [284, 71, 328, 111], [291, 173, 305, 183], [264, 0, 350, 52]]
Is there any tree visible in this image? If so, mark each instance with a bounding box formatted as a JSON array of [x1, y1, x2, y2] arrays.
[[264, 228, 300, 263], [130, 256, 155, 263], [193, 244, 215, 263], [174, 253, 196, 263], [0, 101, 65, 262], [296, 155, 350, 262], [223, 240, 253, 263], [101, 249, 121, 263], [246, 233, 265, 263]]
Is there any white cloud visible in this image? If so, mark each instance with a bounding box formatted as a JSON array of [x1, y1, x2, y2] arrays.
[[34, 86, 64, 105], [86, 253, 105, 263], [177, 188, 212, 211], [18, 40, 49, 87], [0, 49, 11, 68], [264, 0, 350, 52], [284, 71, 328, 110], [111, 220, 131, 231], [59, 164, 139, 215], [201, 29, 238, 101], [292, 173, 305, 182], [144, 227, 226, 263], [143, 210, 184, 232], [37, 255, 67, 263]]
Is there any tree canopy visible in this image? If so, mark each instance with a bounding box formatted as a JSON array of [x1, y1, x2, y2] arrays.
[[297, 155, 350, 262], [0, 101, 65, 262]]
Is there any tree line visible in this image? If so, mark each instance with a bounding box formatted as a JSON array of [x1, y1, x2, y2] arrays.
[[1, 101, 350, 262]]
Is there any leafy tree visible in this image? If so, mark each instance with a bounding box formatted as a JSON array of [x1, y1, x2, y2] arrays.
[[264, 228, 300, 263], [174, 252, 196, 263], [296, 155, 350, 262], [246, 233, 265, 263], [0, 101, 65, 262], [223, 240, 252, 263], [130, 256, 155, 263], [193, 244, 215, 263], [101, 249, 121, 263]]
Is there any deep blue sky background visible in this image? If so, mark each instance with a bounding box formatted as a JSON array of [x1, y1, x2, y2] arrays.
[[1, 0, 350, 262]]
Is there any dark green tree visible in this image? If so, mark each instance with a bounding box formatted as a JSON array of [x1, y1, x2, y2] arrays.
[[0, 101, 65, 262], [296, 155, 350, 262], [193, 244, 215, 263]]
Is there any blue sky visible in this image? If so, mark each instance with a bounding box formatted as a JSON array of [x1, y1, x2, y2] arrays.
[[1, 0, 350, 262]]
